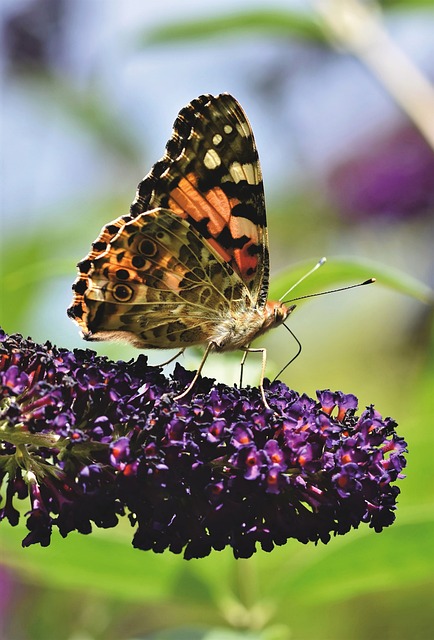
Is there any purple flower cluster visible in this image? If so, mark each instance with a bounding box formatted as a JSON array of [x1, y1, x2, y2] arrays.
[[0, 330, 407, 559]]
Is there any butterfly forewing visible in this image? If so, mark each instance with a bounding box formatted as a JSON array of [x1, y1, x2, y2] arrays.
[[131, 93, 269, 306]]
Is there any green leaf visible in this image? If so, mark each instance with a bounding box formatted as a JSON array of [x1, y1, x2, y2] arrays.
[[0, 523, 190, 604], [140, 10, 325, 46], [270, 518, 434, 606], [269, 256, 434, 305], [379, 0, 434, 8]]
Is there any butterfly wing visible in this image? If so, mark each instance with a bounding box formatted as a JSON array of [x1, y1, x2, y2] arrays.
[[131, 93, 269, 308], [68, 93, 270, 348], [69, 208, 250, 348]]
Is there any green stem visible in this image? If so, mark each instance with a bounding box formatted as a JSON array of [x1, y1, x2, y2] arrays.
[[315, 0, 434, 150]]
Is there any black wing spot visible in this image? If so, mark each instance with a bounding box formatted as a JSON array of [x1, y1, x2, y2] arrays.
[[216, 226, 249, 250], [190, 216, 212, 239], [116, 269, 130, 281], [247, 243, 261, 256], [231, 202, 260, 225], [132, 256, 146, 269], [67, 303, 83, 319], [77, 259, 92, 273], [92, 241, 107, 252], [72, 279, 88, 295]]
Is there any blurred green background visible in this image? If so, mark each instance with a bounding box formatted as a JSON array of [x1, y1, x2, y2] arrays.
[[1, 0, 433, 638]]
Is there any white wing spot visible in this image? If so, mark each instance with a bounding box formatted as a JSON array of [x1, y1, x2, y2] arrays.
[[229, 162, 257, 184], [204, 148, 221, 170], [224, 124, 233, 135], [212, 133, 223, 146], [236, 122, 251, 138], [242, 163, 257, 185]]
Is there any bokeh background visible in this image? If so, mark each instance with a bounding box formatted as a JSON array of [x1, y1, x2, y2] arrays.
[[1, 0, 433, 638]]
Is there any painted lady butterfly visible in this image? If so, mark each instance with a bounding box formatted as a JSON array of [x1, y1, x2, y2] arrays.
[[68, 93, 295, 407]]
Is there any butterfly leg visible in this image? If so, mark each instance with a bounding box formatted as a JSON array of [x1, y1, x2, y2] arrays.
[[239, 346, 250, 389], [156, 348, 185, 368], [241, 347, 271, 410], [174, 342, 214, 402]]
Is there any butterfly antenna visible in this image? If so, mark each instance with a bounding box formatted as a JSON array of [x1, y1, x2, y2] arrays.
[[278, 257, 327, 302], [283, 278, 376, 305], [273, 324, 302, 381]]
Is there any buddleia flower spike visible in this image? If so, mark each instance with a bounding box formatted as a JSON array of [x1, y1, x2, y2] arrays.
[[1, 330, 407, 558]]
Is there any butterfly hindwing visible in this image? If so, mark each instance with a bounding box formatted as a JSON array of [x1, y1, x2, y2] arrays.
[[71, 209, 249, 348]]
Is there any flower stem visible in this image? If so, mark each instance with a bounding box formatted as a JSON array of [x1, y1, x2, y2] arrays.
[[316, 0, 434, 150]]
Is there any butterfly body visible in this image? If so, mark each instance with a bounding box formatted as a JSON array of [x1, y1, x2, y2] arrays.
[[201, 300, 293, 354], [68, 93, 294, 400]]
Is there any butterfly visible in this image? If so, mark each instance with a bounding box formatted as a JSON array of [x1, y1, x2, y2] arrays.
[[68, 93, 295, 407]]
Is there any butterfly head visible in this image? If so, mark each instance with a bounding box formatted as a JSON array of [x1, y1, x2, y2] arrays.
[[263, 301, 296, 331]]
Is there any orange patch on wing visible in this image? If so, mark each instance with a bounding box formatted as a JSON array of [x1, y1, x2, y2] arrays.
[[168, 175, 233, 235], [227, 196, 260, 281], [233, 245, 258, 281], [205, 187, 232, 225], [167, 173, 260, 280]]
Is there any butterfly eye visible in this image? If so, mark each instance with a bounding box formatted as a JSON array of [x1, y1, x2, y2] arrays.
[[112, 283, 134, 303]]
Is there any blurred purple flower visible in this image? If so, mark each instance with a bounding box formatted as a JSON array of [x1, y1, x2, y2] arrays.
[[328, 124, 434, 220], [3, 0, 66, 74], [0, 329, 407, 559]]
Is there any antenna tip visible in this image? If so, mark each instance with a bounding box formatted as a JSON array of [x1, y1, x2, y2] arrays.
[[363, 278, 376, 285], [319, 257, 327, 265]]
